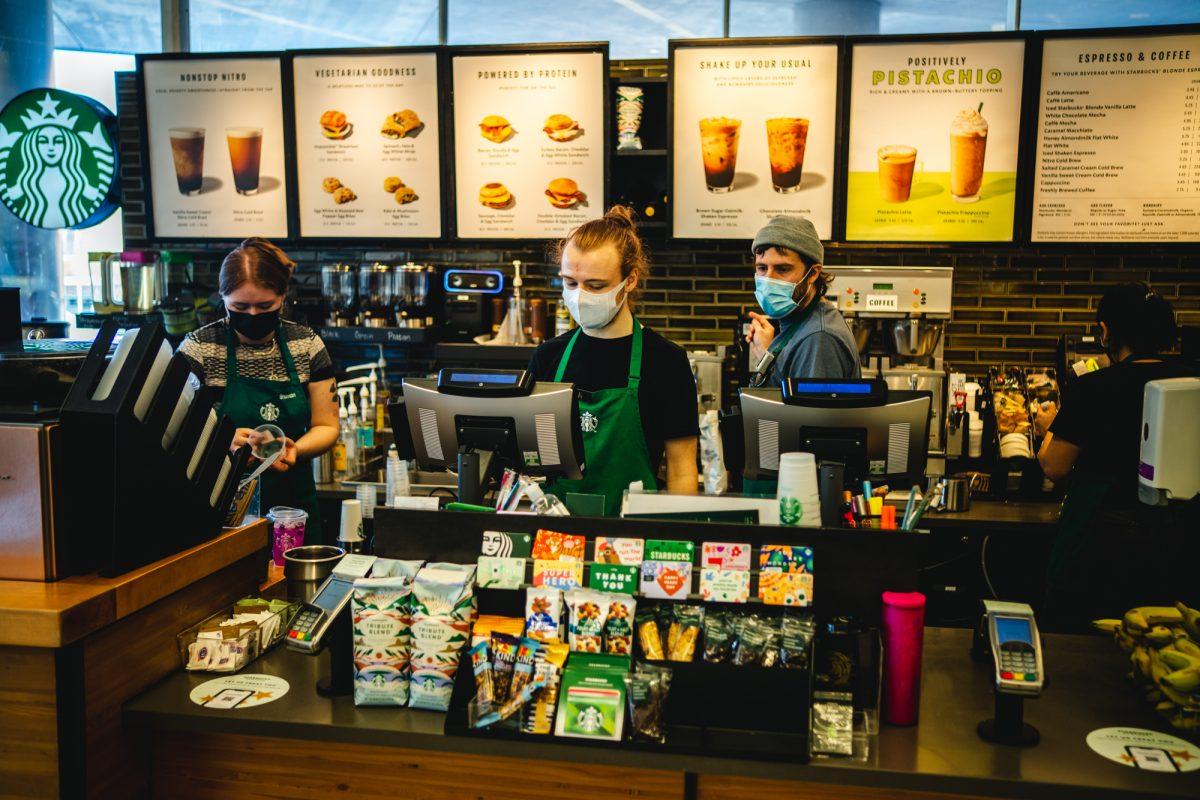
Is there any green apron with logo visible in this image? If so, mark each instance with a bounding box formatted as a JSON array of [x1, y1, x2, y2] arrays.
[[547, 319, 658, 516], [222, 325, 322, 542], [742, 318, 806, 497]]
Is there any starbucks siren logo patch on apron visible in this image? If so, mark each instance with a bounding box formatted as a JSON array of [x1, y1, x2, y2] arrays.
[[580, 411, 599, 433], [260, 402, 281, 421]]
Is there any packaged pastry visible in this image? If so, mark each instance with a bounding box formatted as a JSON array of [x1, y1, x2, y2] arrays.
[[566, 589, 606, 653], [525, 587, 562, 642], [668, 605, 704, 662], [636, 606, 665, 661], [626, 662, 672, 743], [603, 594, 637, 655]]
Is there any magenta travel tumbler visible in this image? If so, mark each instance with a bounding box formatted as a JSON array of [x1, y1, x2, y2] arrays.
[[881, 590, 926, 726]]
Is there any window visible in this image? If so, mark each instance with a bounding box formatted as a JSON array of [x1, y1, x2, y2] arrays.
[[731, 0, 1008, 37], [448, 0, 723, 59], [189, 0, 440, 51], [1019, 0, 1200, 30], [53, 0, 162, 53]]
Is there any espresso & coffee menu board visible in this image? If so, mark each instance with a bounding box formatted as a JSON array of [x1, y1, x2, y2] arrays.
[[292, 51, 442, 239], [1031, 31, 1200, 243], [451, 47, 606, 239], [141, 55, 289, 239], [844, 37, 1026, 242], [671, 41, 840, 240]]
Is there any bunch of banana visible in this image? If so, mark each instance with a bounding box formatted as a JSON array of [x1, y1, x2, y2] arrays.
[[1094, 602, 1200, 731]]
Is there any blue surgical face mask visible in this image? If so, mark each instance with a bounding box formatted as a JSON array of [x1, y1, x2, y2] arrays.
[[754, 269, 812, 319]]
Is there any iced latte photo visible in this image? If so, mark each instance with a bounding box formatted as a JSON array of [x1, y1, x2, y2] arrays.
[[766, 118, 809, 193], [950, 108, 987, 203], [877, 145, 917, 203], [699, 117, 740, 193], [168, 127, 205, 195]]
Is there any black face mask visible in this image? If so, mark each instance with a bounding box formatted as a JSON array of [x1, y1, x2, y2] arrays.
[[227, 308, 280, 340]]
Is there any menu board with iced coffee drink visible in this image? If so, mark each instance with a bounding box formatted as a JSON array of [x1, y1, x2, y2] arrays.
[[844, 37, 1026, 242], [140, 55, 289, 238], [451, 46, 607, 239], [291, 50, 442, 239], [1032, 31, 1200, 243], [671, 41, 841, 239]]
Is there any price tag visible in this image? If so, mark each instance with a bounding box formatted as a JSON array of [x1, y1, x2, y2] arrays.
[[865, 294, 899, 312]]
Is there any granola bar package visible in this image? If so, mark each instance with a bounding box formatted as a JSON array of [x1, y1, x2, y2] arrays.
[[566, 589, 606, 653]]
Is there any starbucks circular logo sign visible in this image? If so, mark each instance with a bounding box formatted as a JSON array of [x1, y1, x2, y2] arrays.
[[0, 89, 119, 229]]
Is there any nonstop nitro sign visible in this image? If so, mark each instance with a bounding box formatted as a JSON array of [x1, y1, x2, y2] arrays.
[[0, 89, 119, 229]]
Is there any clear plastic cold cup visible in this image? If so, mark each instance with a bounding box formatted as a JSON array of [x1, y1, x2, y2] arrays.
[[268, 506, 307, 566]]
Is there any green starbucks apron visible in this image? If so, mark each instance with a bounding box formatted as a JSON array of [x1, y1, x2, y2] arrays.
[[742, 318, 806, 497], [222, 325, 322, 542], [547, 319, 658, 516]]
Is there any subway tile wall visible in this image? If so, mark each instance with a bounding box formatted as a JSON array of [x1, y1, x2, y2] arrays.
[[115, 74, 1200, 373]]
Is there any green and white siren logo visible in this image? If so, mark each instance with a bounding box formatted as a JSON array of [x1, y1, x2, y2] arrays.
[[0, 89, 118, 229]]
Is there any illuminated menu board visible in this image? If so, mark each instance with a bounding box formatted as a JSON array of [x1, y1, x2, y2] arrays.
[[1032, 30, 1200, 242], [291, 50, 443, 239], [141, 55, 289, 239], [844, 37, 1026, 242], [451, 45, 607, 239], [671, 40, 841, 240]]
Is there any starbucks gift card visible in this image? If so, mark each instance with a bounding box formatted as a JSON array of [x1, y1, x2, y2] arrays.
[[533, 530, 587, 562], [481, 531, 532, 558], [594, 537, 645, 566], [640, 560, 693, 600], [759, 545, 814, 573], [588, 564, 638, 595], [644, 539, 695, 563], [701, 541, 752, 571], [757, 571, 813, 606], [476, 556, 526, 589], [533, 559, 583, 591], [699, 568, 751, 603]]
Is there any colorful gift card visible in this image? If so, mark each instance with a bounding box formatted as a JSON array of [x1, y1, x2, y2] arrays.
[[758, 571, 813, 607], [640, 560, 693, 599], [759, 545, 814, 573], [594, 537, 645, 566], [533, 559, 584, 591], [475, 556, 526, 589], [533, 530, 587, 562], [644, 539, 695, 563], [481, 531, 532, 558], [699, 568, 751, 602], [701, 542, 752, 571], [588, 564, 639, 595]]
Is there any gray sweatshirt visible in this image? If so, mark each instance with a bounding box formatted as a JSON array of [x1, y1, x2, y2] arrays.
[[767, 298, 862, 386]]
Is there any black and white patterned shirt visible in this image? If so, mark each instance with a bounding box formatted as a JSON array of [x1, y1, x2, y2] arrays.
[[179, 319, 336, 393]]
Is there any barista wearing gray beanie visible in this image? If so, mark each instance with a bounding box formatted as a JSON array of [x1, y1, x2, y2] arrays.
[[745, 215, 860, 386]]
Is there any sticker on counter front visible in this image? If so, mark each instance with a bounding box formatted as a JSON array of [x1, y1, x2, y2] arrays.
[[594, 537, 645, 565], [533, 559, 583, 591], [1085, 727, 1200, 772], [700, 569, 751, 603], [189, 674, 290, 709], [481, 530, 532, 558], [588, 564, 638, 595], [640, 561, 692, 600], [701, 542, 751, 571], [644, 539, 695, 563]]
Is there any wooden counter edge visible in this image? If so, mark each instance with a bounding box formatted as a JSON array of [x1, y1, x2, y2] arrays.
[[0, 519, 268, 648]]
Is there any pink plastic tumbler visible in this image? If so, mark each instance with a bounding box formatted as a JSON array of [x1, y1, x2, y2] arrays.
[[881, 590, 926, 726]]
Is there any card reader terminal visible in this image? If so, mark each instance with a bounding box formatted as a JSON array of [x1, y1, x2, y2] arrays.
[[983, 600, 1043, 697], [286, 555, 377, 654]]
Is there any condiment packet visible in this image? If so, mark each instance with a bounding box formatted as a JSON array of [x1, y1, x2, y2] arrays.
[[602, 594, 637, 655], [699, 568, 750, 602], [640, 560, 692, 600], [758, 571, 813, 607], [525, 587, 563, 642], [566, 589, 606, 653], [481, 530, 532, 558], [476, 556, 526, 589], [594, 537, 645, 565], [533, 559, 583, 591], [644, 539, 695, 562], [700, 542, 751, 570], [588, 564, 638, 595], [532, 529, 586, 561]]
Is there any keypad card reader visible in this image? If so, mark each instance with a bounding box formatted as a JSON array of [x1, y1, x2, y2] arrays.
[[286, 555, 377, 654], [982, 600, 1043, 697]]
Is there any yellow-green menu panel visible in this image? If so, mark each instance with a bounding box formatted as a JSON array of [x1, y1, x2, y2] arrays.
[[845, 38, 1026, 242]]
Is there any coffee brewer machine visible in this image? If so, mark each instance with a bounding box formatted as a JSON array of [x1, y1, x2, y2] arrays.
[[825, 266, 953, 464], [394, 262, 436, 329], [320, 263, 357, 327], [359, 263, 396, 328]]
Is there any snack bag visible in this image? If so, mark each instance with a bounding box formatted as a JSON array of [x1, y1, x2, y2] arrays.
[[524, 641, 570, 734], [490, 632, 520, 704], [603, 594, 637, 655], [412, 563, 476, 620], [471, 615, 525, 647], [525, 587, 563, 642], [668, 605, 704, 662], [627, 662, 672, 743], [467, 639, 495, 723], [636, 606, 665, 661], [703, 610, 733, 664], [352, 577, 413, 707], [779, 613, 816, 670], [566, 589, 606, 653]]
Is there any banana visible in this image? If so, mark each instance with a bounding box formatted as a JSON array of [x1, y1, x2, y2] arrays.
[[1133, 647, 1152, 680], [1149, 649, 1170, 684], [1161, 667, 1200, 694], [1092, 619, 1122, 634], [1160, 649, 1200, 671], [1156, 700, 1179, 716], [1175, 636, 1200, 660], [1134, 606, 1185, 626], [1125, 609, 1149, 632], [1115, 628, 1136, 654], [1158, 681, 1197, 708], [1178, 602, 1200, 642], [1146, 626, 1175, 647]]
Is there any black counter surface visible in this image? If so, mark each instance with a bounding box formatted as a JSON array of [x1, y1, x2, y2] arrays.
[[125, 627, 1197, 799]]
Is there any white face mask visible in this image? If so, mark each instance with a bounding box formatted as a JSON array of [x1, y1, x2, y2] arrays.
[[562, 279, 628, 330]]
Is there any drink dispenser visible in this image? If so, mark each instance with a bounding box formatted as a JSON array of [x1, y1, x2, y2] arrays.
[[321, 264, 357, 327], [359, 263, 395, 328]]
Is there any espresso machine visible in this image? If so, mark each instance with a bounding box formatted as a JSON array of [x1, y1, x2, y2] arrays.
[[826, 266, 953, 462], [320, 263, 357, 327]]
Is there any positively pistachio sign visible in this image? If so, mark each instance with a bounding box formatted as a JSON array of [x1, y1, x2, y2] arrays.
[[846, 39, 1026, 242], [0, 89, 118, 229]]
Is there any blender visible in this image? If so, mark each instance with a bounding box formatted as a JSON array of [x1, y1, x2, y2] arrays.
[[320, 264, 357, 327]]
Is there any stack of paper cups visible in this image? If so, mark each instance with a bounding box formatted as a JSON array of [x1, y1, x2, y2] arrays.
[[355, 483, 377, 519], [339, 498, 364, 545], [777, 452, 821, 527]]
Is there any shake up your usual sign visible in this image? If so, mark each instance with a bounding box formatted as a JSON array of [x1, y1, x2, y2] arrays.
[[0, 89, 118, 230]]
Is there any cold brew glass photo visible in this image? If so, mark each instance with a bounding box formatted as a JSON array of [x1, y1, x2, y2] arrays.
[[877, 145, 917, 203], [950, 108, 988, 203], [226, 127, 263, 195], [699, 117, 740, 193], [168, 127, 204, 195], [766, 118, 809, 193]]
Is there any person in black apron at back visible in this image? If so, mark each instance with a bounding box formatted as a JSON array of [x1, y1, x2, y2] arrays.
[[178, 238, 340, 542], [527, 206, 699, 516], [1033, 282, 1198, 632]]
